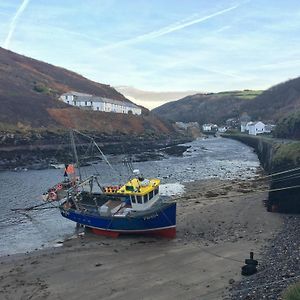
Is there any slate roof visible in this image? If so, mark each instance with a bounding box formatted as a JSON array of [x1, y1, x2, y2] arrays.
[[62, 92, 140, 108]]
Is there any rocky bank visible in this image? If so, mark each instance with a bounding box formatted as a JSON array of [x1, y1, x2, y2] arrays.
[[0, 130, 191, 170]]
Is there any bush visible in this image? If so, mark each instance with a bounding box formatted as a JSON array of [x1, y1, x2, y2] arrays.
[[274, 110, 300, 139], [283, 282, 300, 300], [33, 83, 48, 93], [272, 142, 300, 170]]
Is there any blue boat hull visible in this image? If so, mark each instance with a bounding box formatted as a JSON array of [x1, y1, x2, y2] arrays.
[[60, 202, 177, 238]]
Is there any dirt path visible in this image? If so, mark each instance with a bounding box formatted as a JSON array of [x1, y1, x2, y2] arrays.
[[0, 179, 283, 300]]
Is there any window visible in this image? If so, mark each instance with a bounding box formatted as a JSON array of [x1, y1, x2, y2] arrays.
[[144, 195, 148, 203], [126, 185, 134, 192], [73, 101, 76, 105], [136, 196, 143, 204], [154, 188, 159, 195], [149, 190, 154, 200], [131, 196, 136, 203], [97, 107, 99, 111]]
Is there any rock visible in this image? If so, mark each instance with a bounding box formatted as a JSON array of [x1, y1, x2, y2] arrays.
[[205, 190, 219, 198]]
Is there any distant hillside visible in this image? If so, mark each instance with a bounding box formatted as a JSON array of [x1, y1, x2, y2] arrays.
[[153, 78, 300, 125], [241, 77, 300, 120], [115, 86, 200, 109], [152, 90, 262, 124], [0, 47, 175, 136], [274, 110, 300, 139]]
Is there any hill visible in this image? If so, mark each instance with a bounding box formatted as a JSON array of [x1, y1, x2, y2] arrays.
[[0, 47, 175, 137], [114, 86, 200, 110], [241, 77, 300, 120], [0, 47, 134, 129], [152, 90, 262, 124], [153, 77, 300, 125]]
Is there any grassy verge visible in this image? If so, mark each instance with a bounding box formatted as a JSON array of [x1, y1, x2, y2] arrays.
[[282, 282, 300, 300], [216, 89, 263, 99], [272, 142, 300, 170]]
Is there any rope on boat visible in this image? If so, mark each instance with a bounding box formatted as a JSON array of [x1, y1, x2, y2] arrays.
[[11, 199, 61, 213], [11, 202, 50, 212]]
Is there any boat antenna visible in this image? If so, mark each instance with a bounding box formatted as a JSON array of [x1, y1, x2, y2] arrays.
[[70, 130, 82, 182]]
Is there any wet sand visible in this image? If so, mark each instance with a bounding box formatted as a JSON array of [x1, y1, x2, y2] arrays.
[[0, 179, 283, 300]]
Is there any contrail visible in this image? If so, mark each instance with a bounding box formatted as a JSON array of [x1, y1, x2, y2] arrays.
[[97, 4, 240, 52], [3, 0, 30, 49]]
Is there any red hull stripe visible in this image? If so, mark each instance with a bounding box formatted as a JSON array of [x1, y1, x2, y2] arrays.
[[90, 226, 176, 239]]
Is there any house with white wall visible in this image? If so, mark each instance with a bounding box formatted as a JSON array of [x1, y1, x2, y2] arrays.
[[241, 122, 252, 132], [218, 126, 228, 133], [59, 91, 142, 115], [202, 123, 218, 132], [247, 121, 266, 135], [240, 113, 251, 132]]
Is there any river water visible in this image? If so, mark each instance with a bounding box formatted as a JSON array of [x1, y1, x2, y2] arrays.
[[0, 137, 259, 256]]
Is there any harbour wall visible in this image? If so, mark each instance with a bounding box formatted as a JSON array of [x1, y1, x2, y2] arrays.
[[223, 134, 300, 213]]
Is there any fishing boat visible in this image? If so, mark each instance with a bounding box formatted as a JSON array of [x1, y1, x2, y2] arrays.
[[59, 171, 176, 238], [43, 130, 177, 238]]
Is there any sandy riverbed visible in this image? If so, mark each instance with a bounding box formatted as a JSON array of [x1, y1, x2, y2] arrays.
[[0, 179, 283, 300]]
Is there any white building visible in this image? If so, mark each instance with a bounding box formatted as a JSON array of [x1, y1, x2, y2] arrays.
[[202, 123, 218, 132], [218, 126, 228, 133], [59, 91, 142, 115], [248, 121, 266, 135], [241, 122, 248, 133]]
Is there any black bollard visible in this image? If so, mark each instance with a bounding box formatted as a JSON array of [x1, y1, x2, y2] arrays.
[[241, 252, 258, 276]]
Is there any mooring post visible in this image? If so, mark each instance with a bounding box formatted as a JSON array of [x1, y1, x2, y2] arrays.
[[241, 251, 258, 276], [250, 251, 254, 260]]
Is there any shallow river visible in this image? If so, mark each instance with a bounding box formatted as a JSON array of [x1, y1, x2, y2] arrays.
[[0, 137, 259, 256]]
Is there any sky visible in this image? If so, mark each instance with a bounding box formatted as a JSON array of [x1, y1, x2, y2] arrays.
[[1, 0, 300, 97]]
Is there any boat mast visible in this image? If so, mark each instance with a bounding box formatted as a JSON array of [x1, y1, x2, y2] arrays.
[[70, 130, 82, 182], [73, 129, 115, 172]]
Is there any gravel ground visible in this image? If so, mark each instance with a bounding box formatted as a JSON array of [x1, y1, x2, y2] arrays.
[[229, 215, 300, 300], [0, 179, 283, 300]]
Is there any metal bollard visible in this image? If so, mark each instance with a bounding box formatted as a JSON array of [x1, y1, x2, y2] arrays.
[[241, 252, 258, 276]]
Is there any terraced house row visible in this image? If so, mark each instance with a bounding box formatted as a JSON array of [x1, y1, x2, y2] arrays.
[[60, 91, 142, 115]]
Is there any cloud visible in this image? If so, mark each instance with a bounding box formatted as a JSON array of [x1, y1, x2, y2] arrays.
[[254, 59, 300, 71], [3, 0, 30, 49], [96, 4, 240, 52]]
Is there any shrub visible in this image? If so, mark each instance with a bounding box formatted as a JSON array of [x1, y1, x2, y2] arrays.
[[283, 282, 300, 300], [33, 83, 48, 93]]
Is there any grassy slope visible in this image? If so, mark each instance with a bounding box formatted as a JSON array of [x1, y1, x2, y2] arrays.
[[153, 76, 300, 125], [152, 91, 258, 124], [0, 47, 176, 135], [0, 47, 128, 128], [274, 110, 300, 139], [48, 108, 173, 135], [216, 90, 263, 99], [283, 282, 300, 300]]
